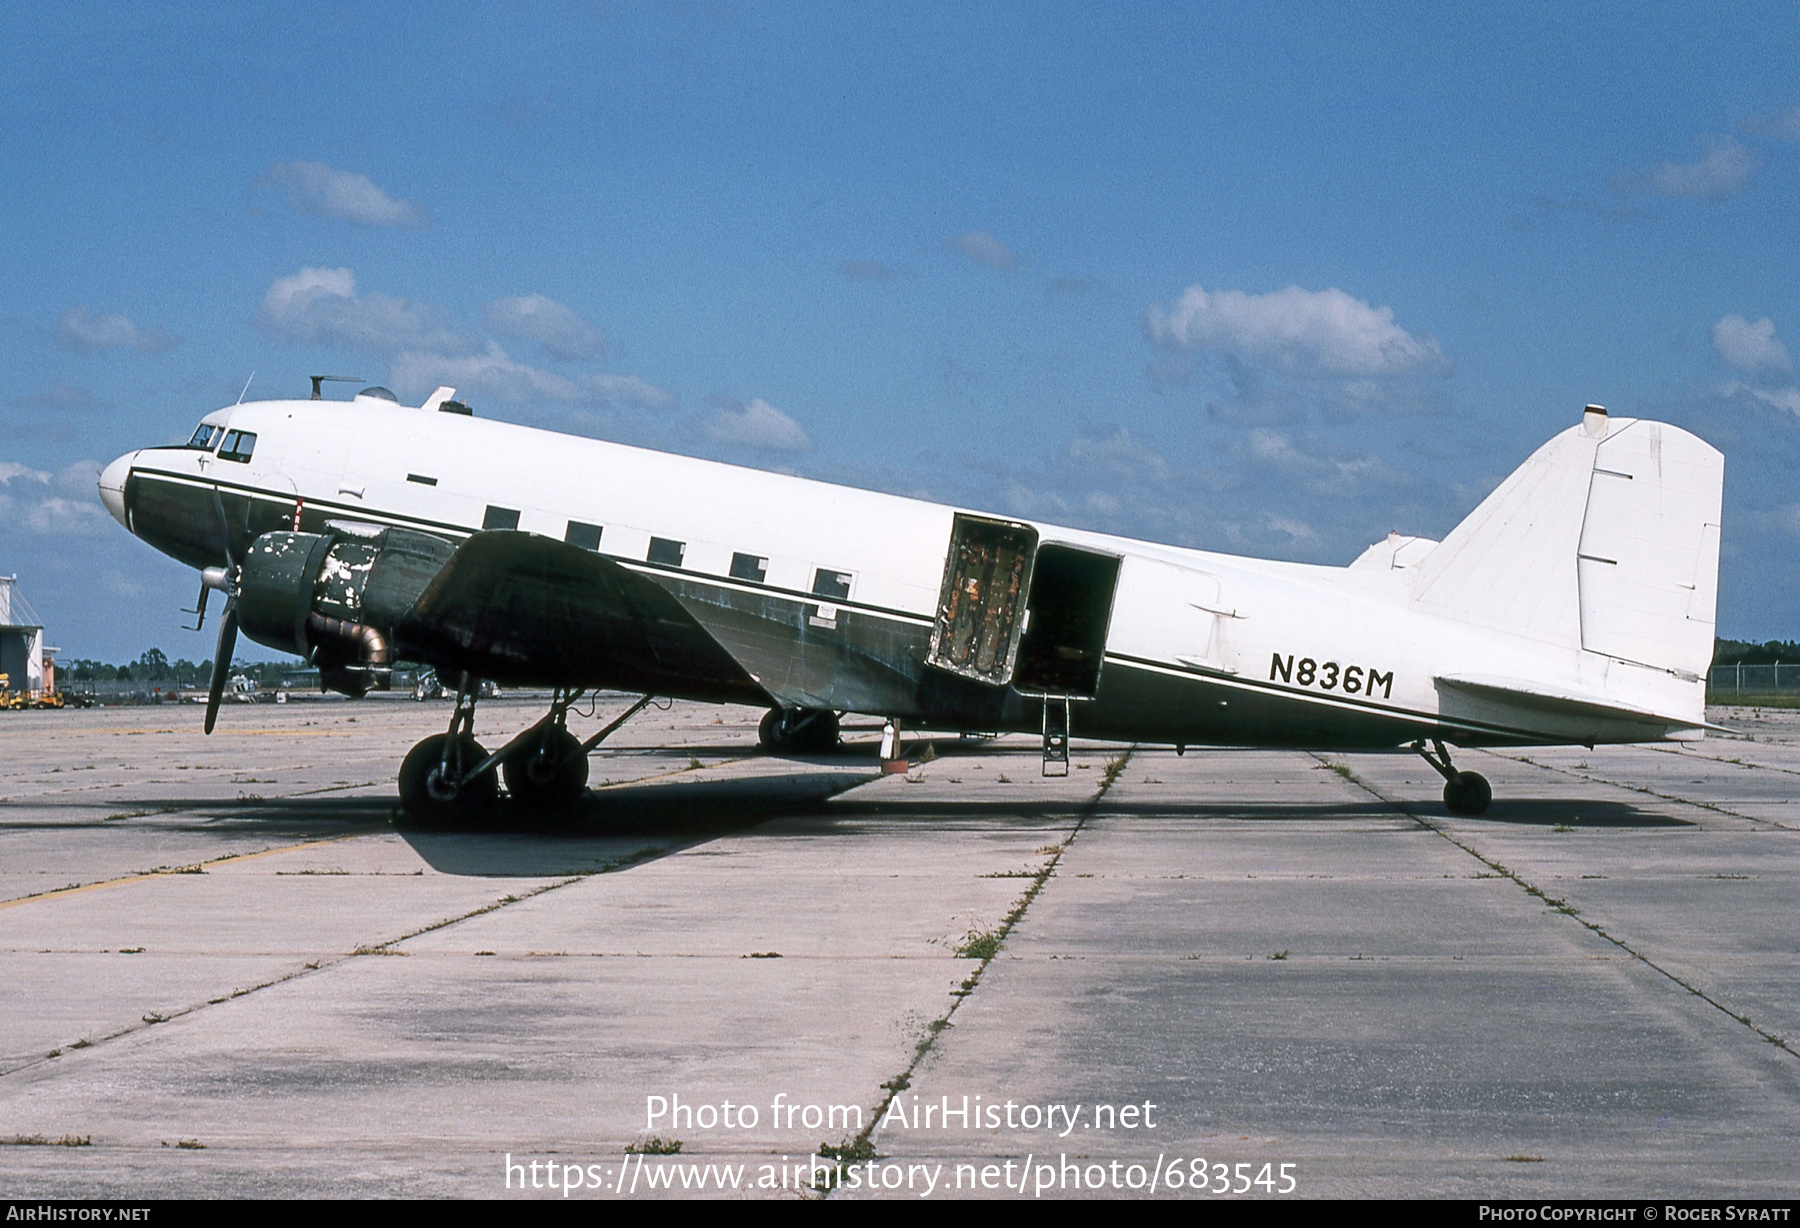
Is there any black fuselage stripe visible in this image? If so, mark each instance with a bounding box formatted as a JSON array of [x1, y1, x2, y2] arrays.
[[1101, 652, 1649, 743], [130, 466, 935, 625]]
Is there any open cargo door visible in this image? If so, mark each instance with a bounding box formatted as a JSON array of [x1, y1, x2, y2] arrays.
[[926, 514, 1038, 686]]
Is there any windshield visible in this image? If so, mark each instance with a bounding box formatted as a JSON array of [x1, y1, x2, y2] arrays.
[[187, 423, 221, 450]]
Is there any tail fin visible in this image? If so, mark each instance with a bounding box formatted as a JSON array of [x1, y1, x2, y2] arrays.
[[1412, 411, 1722, 681]]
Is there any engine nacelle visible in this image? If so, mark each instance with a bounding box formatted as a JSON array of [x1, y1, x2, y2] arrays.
[[237, 526, 455, 696]]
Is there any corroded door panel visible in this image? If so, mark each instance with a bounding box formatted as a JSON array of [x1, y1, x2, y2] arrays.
[[926, 514, 1039, 686]]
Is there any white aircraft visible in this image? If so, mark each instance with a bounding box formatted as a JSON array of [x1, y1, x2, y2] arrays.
[[97, 383, 1724, 823]]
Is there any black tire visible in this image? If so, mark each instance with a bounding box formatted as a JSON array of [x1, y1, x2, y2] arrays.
[[399, 733, 497, 825], [795, 708, 840, 753], [502, 727, 589, 809], [1443, 770, 1492, 816], [758, 707, 840, 754]]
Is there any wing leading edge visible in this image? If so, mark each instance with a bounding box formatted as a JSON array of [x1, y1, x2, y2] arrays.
[[396, 530, 770, 703]]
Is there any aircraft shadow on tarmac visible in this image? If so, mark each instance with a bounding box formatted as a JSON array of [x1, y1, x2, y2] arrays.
[[395, 770, 874, 875], [12, 769, 1684, 882], [826, 796, 1687, 827]]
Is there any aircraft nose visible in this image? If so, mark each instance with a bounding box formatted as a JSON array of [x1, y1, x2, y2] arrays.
[[98, 450, 137, 528]]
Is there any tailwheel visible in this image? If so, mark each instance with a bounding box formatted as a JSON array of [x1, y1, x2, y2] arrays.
[[399, 733, 498, 826], [1442, 770, 1492, 817], [758, 707, 840, 754], [1415, 738, 1493, 817], [503, 727, 589, 810]]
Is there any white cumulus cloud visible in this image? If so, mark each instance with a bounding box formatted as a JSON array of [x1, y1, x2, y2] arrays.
[[1239, 428, 1399, 497], [1614, 138, 1759, 200], [1064, 428, 1171, 483], [255, 161, 427, 227], [949, 231, 1020, 272], [55, 307, 179, 353], [584, 373, 675, 412], [704, 398, 811, 452], [483, 294, 608, 361], [1751, 387, 1800, 415], [0, 460, 108, 535], [391, 344, 673, 412], [1142, 285, 1449, 379], [391, 343, 584, 403], [1712, 315, 1793, 375], [260, 267, 471, 355]]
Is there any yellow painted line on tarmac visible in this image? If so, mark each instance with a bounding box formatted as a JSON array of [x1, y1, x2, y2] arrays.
[[199, 729, 360, 736], [57, 727, 362, 737], [0, 833, 368, 912]]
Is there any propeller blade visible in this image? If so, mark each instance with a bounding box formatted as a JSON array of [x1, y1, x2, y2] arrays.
[[204, 600, 239, 736]]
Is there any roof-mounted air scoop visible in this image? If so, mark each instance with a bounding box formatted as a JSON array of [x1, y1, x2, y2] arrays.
[[1582, 403, 1608, 438], [310, 375, 365, 400]]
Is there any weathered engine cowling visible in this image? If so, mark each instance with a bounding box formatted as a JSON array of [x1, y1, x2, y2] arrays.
[[237, 526, 455, 695]]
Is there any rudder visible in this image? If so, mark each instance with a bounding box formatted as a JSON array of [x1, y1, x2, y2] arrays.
[[1412, 411, 1723, 681]]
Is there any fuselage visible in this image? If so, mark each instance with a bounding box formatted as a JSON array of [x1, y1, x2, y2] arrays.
[[99, 393, 1709, 749]]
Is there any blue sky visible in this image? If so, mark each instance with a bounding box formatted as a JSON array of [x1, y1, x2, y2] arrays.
[[3, 2, 1797, 661]]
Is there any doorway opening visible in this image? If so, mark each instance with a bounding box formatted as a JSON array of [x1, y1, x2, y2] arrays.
[[1011, 544, 1121, 699]]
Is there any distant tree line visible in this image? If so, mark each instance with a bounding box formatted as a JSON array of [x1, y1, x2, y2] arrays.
[[1712, 639, 1800, 667], [61, 651, 300, 688]]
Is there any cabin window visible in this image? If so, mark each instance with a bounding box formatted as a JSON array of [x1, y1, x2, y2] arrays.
[[187, 424, 221, 450], [565, 521, 603, 552], [217, 430, 256, 463], [406, 474, 438, 486], [729, 552, 768, 583], [647, 537, 685, 567], [812, 569, 852, 601], [483, 505, 520, 531]]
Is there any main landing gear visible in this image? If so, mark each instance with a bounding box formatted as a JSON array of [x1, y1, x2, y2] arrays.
[[1414, 738, 1492, 816], [398, 681, 654, 825], [758, 706, 840, 755]]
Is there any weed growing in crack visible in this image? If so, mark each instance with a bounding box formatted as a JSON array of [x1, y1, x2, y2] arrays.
[[626, 1137, 682, 1155], [956, 930, 1002, 960]]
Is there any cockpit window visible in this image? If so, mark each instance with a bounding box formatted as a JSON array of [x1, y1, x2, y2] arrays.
[[218, 430, 257, 463], [187, 423, 221, 450]]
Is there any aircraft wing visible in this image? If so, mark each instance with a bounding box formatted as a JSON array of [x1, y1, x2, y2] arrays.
[[394, 530, 770, 702], [1434, 674, 1731, 735]]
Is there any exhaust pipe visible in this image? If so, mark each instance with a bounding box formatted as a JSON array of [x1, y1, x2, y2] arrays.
[[306, 612, 392, 692]]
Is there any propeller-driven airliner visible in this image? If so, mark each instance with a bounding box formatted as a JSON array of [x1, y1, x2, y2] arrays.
[[98, 382, 1724, 822]]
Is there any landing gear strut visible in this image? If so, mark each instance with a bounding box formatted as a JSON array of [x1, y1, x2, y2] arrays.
[[399, 686, 656, 823], [501, 688, 589, 810], [1414, 738, 1492, 816], [399, 675, 498, 825], [758, 707, 840, 754]]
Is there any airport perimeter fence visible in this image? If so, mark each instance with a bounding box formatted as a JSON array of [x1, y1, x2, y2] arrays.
[[59, 679, 196, 705], [1708, 663, 1800, 705], [58, 668, 462, 706], [42, 667, 1800, 707]]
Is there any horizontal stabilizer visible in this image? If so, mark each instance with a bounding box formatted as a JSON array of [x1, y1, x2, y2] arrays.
[[1436, 674, 1729, 734]]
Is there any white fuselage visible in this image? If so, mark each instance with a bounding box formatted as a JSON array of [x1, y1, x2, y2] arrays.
[[101, 394, 1715, 748]]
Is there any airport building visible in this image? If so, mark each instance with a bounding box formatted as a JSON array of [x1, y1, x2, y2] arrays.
[[0, 575, 49, 694]]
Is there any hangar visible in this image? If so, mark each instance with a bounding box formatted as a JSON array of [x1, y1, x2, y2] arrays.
[[0, 574, 49, 694]]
